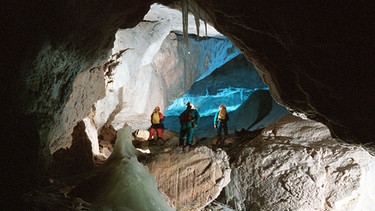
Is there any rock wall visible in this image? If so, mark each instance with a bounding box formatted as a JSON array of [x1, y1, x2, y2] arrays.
[[48, 121, 96, 178], [1, 0, 162, 207], [226, 114, 375, 210]]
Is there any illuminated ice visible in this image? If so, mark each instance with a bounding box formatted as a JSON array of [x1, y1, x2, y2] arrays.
[[165, 87, 269, 117], [165, 53, 269, 118]]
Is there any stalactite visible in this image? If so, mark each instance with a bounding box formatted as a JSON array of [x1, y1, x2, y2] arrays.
[[181, 0, 189, 45], [181, 0, 190, 90], [187, 0, 208, 38], [194, 14, 200, 40], [204, 21, 208, 37]]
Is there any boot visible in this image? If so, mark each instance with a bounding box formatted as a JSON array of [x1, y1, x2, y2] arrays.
[[184, 145, 191, 153], [148, 139, 155, 145], [157, 138, 165, 146]]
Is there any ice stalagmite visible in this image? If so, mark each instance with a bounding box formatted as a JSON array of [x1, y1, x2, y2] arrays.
[[94, 125, 173, 210]]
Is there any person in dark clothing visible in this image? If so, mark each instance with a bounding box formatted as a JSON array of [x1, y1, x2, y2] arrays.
[[179, 102, 200, 152], [214, 104, 229, 139]]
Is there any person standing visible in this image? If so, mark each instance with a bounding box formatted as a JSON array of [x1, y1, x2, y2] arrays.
[[179, 102, 200, 152], [214, 104, 229, 141], [147, 106, 165, 144]]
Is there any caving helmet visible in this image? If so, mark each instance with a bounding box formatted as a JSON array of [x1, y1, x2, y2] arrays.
[[186, 102, 194, 109]]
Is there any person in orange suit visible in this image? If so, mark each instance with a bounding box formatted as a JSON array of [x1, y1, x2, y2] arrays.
[[147, 106, 165, 144]]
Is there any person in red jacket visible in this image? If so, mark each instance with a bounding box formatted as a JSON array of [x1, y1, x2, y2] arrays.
[[147, 106, 165, 144]]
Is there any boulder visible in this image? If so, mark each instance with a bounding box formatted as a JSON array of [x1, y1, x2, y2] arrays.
[[143, 146, 231, 210]]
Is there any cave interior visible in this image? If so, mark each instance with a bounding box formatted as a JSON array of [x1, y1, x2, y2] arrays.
[[1, 0, 374, 209]]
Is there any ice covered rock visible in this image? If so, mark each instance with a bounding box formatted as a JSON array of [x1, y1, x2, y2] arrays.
[[143, 146, 231, 210], [225, 114, 375, 210]]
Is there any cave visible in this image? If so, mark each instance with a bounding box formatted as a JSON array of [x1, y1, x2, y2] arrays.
[[1, 0, 375, 210]]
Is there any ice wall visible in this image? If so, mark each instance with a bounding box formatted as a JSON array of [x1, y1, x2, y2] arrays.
[[166, 87, 268, 117], [165, 55, 269, 117]]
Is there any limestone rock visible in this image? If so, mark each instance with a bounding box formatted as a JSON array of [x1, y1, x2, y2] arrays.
[[133, 129, 150, 141], [143, 146, 231, 210], [48, 68, 106, 154], [48, 121, 96, 178], [83, 117, 100, 155], [225, 114, 375, 210]]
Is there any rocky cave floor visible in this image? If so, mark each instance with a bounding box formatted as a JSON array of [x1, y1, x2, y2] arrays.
[[23, 128, 262, 210], [135, 128, 263, 164]]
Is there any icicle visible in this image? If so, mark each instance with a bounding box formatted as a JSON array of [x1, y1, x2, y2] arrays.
[[194, 9, 200, 40], [204, 21, 208, 37], [181, 0, 189, 45], [188, 0, 203, 40]]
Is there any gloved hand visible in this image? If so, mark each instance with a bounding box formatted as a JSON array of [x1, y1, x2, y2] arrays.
[[214, 124, 217, 128]]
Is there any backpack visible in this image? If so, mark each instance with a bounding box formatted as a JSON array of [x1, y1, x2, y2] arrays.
[[179, 110, 193, 122], [218, 108, 227, 120], [151, 111, 160, 124]]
